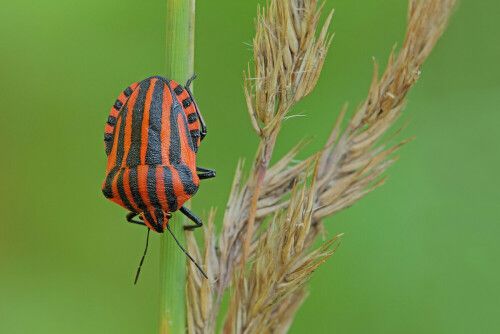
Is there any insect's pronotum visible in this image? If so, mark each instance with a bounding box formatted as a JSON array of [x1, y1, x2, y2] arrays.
[[102, 75, 215, 281]]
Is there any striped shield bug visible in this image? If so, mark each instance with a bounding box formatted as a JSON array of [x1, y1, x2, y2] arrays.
[[102, 75, 215, 281]]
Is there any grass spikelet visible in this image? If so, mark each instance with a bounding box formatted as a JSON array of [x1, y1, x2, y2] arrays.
[[186, 209, 218, 333], [247, 0, 334, 136], [224, 161, 341, 334]]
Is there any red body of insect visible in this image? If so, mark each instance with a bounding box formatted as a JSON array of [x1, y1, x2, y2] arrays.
[[102, 75, 214, 233]]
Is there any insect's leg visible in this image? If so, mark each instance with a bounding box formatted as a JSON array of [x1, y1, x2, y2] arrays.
[[198, 172, 215, 180], [179, 206, 203, 230], [196, 166, 216, 180], [126, 212, 146, 226]]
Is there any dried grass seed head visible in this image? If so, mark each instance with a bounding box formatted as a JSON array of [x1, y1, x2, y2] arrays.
[[246, 0, 334, 137], [313, 0, 457, 222], [224, 161, 341, 334]]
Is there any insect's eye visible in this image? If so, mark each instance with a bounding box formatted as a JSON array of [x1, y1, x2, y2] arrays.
[[139, 214, 145, 221]]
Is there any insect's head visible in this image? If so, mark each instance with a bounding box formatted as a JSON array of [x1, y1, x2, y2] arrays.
[[140, 209, 172, 233]]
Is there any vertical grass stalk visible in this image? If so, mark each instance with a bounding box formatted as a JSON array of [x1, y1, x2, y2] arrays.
[[160, 0, 194, 333]]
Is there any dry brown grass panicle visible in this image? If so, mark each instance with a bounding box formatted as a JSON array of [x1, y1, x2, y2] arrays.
[[185, 0, 456, 333], [224, 162, 341, 334], [246, 0, 334, 137], [313, 0, 457, 225], [186, 209, 219, 333], [209, 0, 334, 322], [240, 0, 334, 270]]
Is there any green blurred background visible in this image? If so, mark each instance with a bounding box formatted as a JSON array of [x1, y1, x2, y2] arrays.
[[1, 0, 498, 333]]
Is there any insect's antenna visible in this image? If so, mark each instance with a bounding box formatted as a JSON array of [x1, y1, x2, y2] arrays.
[[183, 73, 206, 140], [185, 73, 197, 88], [166, 222, 208, 279], [134, 228, 151, 285]]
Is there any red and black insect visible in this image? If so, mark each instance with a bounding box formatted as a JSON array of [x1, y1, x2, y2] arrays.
[[102, 75, 215, 280]]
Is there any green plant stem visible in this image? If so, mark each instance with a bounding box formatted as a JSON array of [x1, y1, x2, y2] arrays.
[[159, 0, 194, 333], [159, 214, 187, 334]]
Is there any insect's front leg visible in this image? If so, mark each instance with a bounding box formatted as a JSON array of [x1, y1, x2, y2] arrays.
[[126, 212, 146, 226], [196, 166, 216, 180]]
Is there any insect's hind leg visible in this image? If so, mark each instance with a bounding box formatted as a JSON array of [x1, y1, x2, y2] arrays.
[[179, 206, 203, 230], [127, 212, 146, 226], [196, 166, 216, 180]]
